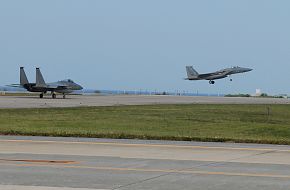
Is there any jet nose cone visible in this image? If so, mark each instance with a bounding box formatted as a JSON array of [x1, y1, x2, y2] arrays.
[[244, 68, 253, 72]]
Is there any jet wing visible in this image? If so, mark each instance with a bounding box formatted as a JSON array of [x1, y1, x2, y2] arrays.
[[46, 84, 69, 89], [198, 73, 216, 78], [6, 84, 25, 88], [199, 70, 231, 78]]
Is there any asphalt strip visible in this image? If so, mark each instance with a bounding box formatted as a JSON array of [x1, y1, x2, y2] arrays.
[[0, 185, 109, 190]]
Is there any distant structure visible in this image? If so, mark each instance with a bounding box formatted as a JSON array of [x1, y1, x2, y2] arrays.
[[255, 89, 262, 96]]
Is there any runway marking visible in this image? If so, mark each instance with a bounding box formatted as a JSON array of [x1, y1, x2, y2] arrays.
[[0, 162, 290, 180], [0, 185, 109, 190], [61, 165, 290, 179], [0, 139, 290, 152], [0, 158, 78, 164]]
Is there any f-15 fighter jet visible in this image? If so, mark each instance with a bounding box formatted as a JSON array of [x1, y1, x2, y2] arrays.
[[185, 66, 252, 84], [10, 67, 83, 99]]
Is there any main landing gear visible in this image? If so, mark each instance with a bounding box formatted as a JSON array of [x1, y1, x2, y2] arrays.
[[39, 92, 67, 99], [52, 93, 66, 99], [209, 80, 215, 85], [52, 92, 56, 99]]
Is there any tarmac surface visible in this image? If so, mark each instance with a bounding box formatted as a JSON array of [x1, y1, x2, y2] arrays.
[[0, 136, 290, 190], [0, 95, 289, 108]]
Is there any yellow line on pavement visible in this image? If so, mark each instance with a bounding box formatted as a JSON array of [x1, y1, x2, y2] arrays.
[[0, 139, 289, 152], [0, 161, 289, 180]]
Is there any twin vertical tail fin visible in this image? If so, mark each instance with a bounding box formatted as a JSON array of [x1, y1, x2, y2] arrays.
[[186, 66, 199, 78], [19, 67, 47, 87], [20, 67, 29, 86], [36, 68, 47, 87]]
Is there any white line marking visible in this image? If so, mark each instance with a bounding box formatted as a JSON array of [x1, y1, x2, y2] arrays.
[[0, 185, 109, 190]]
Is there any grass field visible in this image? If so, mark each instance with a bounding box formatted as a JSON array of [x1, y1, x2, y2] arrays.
[[1, 104, 290, 144]]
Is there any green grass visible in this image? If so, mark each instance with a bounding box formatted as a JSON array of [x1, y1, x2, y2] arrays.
[[1, 104, 290, 144]]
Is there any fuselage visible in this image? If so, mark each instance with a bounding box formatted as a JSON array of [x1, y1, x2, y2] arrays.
[[22, 79, 83, 94], [187, 67, 252, 81]]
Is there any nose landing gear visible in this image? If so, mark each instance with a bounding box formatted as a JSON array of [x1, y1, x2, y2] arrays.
[[52, 92, 56, 99], [209, 80, 215, 84]]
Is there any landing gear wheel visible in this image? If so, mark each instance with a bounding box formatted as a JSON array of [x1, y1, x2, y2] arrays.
[[52, 93, 56, 99], [230, 79, 233, 81], [40, 94, 44, 98], [209, 81, 215, 84]]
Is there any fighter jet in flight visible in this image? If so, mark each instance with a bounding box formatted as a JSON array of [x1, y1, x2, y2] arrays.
[[10, 67, 83, 99], [185, 66, 252, 84]]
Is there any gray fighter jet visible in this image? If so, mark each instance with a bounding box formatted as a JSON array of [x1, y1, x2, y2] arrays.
[[10, 67, 83, 99], [185, 66, 252, 84]]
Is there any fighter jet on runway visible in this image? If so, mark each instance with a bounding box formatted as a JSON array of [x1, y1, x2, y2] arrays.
[[9, 67, 83, 99], [185, 66, 252, 84]]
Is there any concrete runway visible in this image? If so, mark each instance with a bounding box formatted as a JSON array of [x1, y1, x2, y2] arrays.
[[1, 136, 290, 190], [0, 95, 289, 108]]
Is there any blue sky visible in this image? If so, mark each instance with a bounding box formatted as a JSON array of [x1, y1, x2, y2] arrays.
[[0, 0, 289, 94]]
